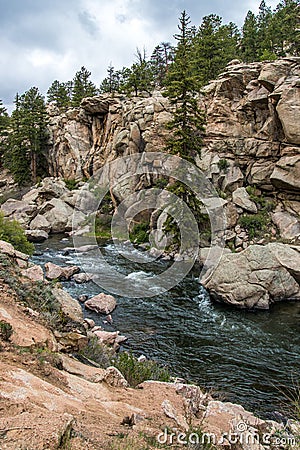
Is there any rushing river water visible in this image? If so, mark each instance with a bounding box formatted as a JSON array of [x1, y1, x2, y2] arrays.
[[33, 235, 300, 419]]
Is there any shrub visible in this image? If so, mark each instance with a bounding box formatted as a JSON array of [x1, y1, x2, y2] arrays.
[[0, 212, 34, 255], [129, 222, 149, 245], [94, 214, 112, 239], [239, 212, 269, 239], [0, 254, 65, 330], [217, 159, 229, 172], [112, 351, 171, 388], [64, 178, 78, 190], [152, 177, 169, 189], [78, 335, 113, 368], [245, 186, 276, 212], [0, 320, 13, 341]]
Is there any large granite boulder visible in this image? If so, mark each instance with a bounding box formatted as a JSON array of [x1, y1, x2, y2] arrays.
[[41, 198, 75, 233], [277, 85, 300, 145], [201, 243, 300, 309], [272, 211, 300, 241], [232, 187, 257, 213], [25, 229, 49, 242]]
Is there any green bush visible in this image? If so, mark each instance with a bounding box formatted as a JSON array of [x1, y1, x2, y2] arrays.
[[239, 212, 269, 239], [217, 158, 229, 172], [94, 214, 112, 239], [0, 320, 13, 341], [129, 222, 149, 245], [64, 178, 78, 190], [0, 254, 66, 330], [112, 351, 171, 388], [0, 212, 34, 255], [78, 335, 113, 368], [245, 186, 276, 212]]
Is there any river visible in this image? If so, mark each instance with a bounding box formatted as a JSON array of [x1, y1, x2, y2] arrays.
[[33, 235, 300, 420]]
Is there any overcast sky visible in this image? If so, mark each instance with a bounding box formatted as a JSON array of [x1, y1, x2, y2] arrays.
[[0, 0, 279, 109]]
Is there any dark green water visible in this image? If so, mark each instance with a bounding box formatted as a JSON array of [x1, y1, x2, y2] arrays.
[[33, 235, 300, 420]]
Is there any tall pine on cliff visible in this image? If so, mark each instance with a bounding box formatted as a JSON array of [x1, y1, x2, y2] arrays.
[[193, 14, 240, 84], [47, 80, 72, 110], [163, 11, 207, 246], [7, 88, 48, 185], [0, 101, 10, 164], [164, 10, 205, 161], [71, 66, 98, 106]]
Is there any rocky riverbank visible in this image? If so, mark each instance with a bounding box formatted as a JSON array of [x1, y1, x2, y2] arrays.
[[0, 240, 299, 449]]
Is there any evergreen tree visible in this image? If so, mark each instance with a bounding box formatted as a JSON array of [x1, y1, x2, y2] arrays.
[[47, 80, 72, 109], [125, 48, 155, 95], [240, 11, 259, 61], [0, 101, 9, 140], [71, 66, 98, 106], [194, 15, 240, 84], [0, 100, 10, 165], [269, 0, 300, 56], [99, 64, 120, 93], [7, 88, 48, 185], [162, 11, 206, 245], [151, 42, 174, 87], [164, 11, 205, 161], [257, 0, 274, 59]]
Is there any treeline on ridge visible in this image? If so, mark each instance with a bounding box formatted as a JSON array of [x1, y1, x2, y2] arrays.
[[0, 0, 299, 184]]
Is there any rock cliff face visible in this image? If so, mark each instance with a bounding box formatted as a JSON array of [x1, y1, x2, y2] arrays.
[[47, 92, 171, 179], [47, 58, 300, 245], [43, 58, 300, 309]]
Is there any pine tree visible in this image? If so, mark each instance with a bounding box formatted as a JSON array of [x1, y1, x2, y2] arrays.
[[269, 0, 300, 56], [99, 64, 120, 93], [7, 88, 48, 184], [240, 11, 259, 62], [47, 80, 72, 109], [71, 66, 98, 106], [125, 48, 155, 95], [257, 0, 274, 59], [151, 42, 174, 87], [0, 100, 10, 165], [162, 11, 206, 246], [193, 15, 240, 84], [164, 11, 205, 161]]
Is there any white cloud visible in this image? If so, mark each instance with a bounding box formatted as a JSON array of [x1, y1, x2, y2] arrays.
[[0, 0, 282, 108]]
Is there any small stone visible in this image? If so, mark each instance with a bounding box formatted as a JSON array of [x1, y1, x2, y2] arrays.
[[84, 318, 95, 329]]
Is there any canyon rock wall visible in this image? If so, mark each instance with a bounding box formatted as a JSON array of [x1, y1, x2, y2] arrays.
[[47, 57, 300, 249]]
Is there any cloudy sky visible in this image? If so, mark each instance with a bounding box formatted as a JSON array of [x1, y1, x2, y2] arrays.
[[0, 0, 279, 109]]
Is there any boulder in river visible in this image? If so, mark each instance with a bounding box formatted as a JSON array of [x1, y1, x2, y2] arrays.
[[201, 243, 300, 309], [73, 272, 94, 283], [45, 262, 80, 280], [85, 293, 117, 315]]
